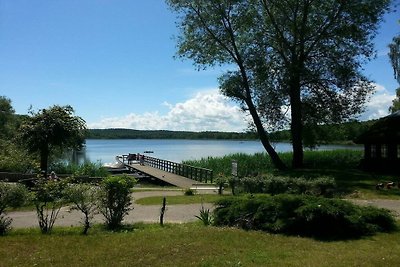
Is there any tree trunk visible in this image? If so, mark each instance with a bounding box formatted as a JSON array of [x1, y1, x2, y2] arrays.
[[246, 99, 287, 170], [289, 76, 304, 169], [40, 145, 49, 177]]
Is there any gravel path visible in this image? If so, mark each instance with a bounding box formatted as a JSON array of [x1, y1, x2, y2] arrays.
[[348, 199, 400, 218], [8, 190, 215, 229], [7, 190, 400, 229]]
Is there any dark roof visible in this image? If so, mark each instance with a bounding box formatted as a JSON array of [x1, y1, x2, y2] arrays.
[[355, 111, 400, 144]]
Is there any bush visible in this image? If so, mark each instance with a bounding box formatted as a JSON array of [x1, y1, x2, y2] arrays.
[[184, 188, 195, 196], [32, 178, 68, 234], [97, 175, 136, 229], [213, 194, 396, 239], [51, 161, 108, 177], [64, 183, 99, 234], [236, 175, 336, 197], [0, 182, 30, 235]]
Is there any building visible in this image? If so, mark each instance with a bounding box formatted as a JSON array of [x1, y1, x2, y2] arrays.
[[355, 111, 400, 173]]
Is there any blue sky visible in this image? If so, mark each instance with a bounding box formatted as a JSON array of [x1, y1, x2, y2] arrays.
[[0, 0, 399, 132]]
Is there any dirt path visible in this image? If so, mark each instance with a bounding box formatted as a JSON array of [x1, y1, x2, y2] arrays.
[[8, 190, 214, 229], [7, 191, 400, 229], [348, 199, 400, 218]]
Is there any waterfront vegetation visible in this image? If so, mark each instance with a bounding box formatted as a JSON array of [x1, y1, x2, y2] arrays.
[[1, 223, 400, 267], [184, 150, 400, 199]]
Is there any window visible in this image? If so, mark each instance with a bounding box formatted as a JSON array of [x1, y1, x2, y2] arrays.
[[381, 144, 388, 158], [371, 144, 377, 158]]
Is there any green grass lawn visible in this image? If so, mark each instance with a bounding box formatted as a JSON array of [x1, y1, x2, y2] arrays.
[[1, 223, 399, 267], [135, 194, 225, 205]]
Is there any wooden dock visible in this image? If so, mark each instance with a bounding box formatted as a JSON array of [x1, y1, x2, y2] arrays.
[[126, 163, 198, 188], [120, 154, 215, 189]]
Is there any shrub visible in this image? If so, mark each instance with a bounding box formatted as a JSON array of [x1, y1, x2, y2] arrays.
[[64, 183, 99, 234], [236, 175, 336, 197], [97, 175, 136, 229], [213, 194, 396, 239], [0, 182, 30, 235], [32, 178, 68, 234], [214, 176, 226, 195], [50, 161, 108, 177], [184, 188, 195, 196]]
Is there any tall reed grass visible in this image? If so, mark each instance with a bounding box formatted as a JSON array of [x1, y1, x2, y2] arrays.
[[183, 150, 363, 177]]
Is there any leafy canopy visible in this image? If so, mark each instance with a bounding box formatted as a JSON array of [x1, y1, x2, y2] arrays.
[[18, 105, 87, 173], [167, 0, 391, 168]]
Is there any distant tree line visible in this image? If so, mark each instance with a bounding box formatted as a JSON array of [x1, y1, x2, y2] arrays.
[[86, 129, 259, 140], [269, 120, 376, 146], [87, 120, 375, 144]]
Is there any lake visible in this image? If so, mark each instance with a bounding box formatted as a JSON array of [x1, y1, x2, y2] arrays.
[[78, 139, 361, 164]]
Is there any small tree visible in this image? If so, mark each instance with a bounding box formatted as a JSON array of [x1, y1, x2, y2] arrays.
[[18, 105, 86, 176], [0, 182, 30, 235], [32, 179, 67, 234], [97, 175, 136, 230], [64, 183, 99, 235]]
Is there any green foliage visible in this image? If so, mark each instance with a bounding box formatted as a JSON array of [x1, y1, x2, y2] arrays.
[[389, 87, 400, 113], [0, 96, 15, 139], [0, 182, 30, 235], [32, 178, 68, 234], [389, 34, 400, 84], [98, 175, 136, 229], [213, 194, 397, 239], [237, 175, 336, 197], [184, 150, 363, 177], [195, 205, 213, 226], [51, 161, 109, 177], [0, 140, 36, 173], [167, 0, 390, 168], [64, 183, 99, 234], [214, 176, 226, 195], [18, 105, 87, 174], [184, 188, 195, 196], [270, 120, 376, 145]]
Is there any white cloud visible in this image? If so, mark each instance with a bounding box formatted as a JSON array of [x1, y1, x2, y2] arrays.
[[89, 84, 395, 131], [88, 89, 249, 132], [359, 83, 395, 120]]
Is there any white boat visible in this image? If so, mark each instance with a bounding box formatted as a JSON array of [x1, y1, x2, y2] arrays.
[[103, 156, 127, 172]]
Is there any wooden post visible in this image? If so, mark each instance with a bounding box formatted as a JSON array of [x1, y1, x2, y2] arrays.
[[160, 197, 166, 226]]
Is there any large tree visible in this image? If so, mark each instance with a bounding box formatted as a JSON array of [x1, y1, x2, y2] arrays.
[[167, 0, 390, 168], [389, 30, 400, 113], [18, 105, 87, 175], [389, 34, 400, 84]]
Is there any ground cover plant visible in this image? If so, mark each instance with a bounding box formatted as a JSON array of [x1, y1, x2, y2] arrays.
[[213, 194, 397, 240], [1, 223, 400, 266]]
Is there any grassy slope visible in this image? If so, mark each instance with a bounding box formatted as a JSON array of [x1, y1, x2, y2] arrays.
[[1, 224, 399, 267]]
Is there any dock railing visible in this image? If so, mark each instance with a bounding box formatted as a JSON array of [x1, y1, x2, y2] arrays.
[[121, 154, 213, 183]]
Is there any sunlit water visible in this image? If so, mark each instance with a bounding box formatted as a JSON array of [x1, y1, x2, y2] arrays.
[[77, 139, 361, 164]]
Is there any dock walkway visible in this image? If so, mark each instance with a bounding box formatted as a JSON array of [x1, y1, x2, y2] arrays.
[[126, 163, 216, 190]]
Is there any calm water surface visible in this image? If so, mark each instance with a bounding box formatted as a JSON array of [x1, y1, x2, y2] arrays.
[[81, 139, 360, 164]]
